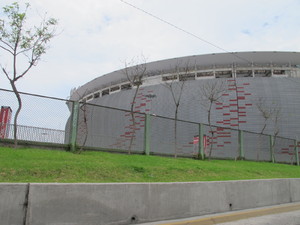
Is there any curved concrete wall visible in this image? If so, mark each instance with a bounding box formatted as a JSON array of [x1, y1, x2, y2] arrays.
[[1, 179, 300, 225], [86, 77, 300, 138], [66, 77, 300, 162]]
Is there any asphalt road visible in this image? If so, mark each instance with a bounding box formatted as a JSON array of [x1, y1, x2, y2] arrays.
[[138, 202, 300, 225], [218, 210, 300, 225]]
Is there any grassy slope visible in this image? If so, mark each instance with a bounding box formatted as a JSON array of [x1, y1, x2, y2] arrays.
[[0, 147, 300, 183]]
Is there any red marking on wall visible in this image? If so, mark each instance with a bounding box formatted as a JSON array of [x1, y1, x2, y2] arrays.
[[217, 132, 231, 135]]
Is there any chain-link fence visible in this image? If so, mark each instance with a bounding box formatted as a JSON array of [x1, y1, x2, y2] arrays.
[[0, 88, 299, 165], [0, 88, 70, 145]]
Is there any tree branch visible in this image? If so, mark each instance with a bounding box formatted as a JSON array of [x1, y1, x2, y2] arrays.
[[0, 41, 14, 54]]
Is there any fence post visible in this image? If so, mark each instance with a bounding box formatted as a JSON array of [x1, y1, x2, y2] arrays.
[[144, 114, 151, 155], [295, 140, 299, 166], [198, 123, 204, 160], [70, 101, 79, 152], [269, 135, 275, 163], [238, 130, 245, 160]]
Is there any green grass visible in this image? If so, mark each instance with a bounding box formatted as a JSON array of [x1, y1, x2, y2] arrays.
[[0, 146, 300, 183]]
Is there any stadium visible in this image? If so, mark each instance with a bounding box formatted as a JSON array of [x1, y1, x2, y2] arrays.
[[67, 51, 300, 161]]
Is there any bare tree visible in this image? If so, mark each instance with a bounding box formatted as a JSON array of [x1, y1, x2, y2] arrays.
[[256, 97, 281, 161], [0, 2, 57, 147], [71, 89, 92, 153], [199, 79, 228, 160], [122, 55, 147, 154], [163, 60, 193, 157]]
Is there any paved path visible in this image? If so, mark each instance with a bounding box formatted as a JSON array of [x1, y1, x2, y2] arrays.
[[138, 202, 300, 225]]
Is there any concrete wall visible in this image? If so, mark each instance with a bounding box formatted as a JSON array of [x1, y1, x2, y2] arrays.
[[1, 179, 300, 225], [68, 78, 300, 163]]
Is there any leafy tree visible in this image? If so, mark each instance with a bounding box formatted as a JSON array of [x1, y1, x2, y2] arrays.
[[0, 2, 57, 147]]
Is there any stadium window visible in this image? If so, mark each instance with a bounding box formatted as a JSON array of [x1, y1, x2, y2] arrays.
[[102, 89, 109, 96], [133, 80, 143, 86], [236, 70, 252, 77], [254, 70, 271, 77], [215, 71, 232, 78], [121, 83, 132, 90], [110, 86, 120, 92], [273, 70, 285, 75], [86, 95, 93, 101], [179, 73, 195, 81], [162, 75, 178, 81], [94, 92, 100, 98], [196, 71, 214, 77]]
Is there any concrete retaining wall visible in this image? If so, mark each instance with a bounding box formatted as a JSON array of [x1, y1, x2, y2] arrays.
[[1, 179, 300, 225]]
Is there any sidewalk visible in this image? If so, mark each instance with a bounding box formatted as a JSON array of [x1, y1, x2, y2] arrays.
[[138, 202, 300, 225]]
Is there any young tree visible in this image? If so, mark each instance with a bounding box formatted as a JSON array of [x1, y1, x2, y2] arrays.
[[163, 60, 193, 157], [256, 97, 281, 161], [122, 55, 147, 154], [0, 2, 57, 147], [199, 79, 228, 160]]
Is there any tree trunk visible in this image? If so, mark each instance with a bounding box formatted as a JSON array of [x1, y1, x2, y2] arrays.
[[174, 106, 179, 158], [208, 103, 214, 160], [128, 85, 140, 154], [10, 80, 22, 148]]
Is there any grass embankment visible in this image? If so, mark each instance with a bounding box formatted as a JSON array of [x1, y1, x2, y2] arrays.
[[0, 147, 300, 183]]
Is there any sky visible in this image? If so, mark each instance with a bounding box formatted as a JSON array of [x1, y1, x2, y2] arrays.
[[1, 0, 300, 99]]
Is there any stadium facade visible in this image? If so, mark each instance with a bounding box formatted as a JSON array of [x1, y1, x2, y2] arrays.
[[67, 52, 300, 160]]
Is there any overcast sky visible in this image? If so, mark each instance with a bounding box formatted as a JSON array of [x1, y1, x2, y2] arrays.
[[1, 0, 300, 99]]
